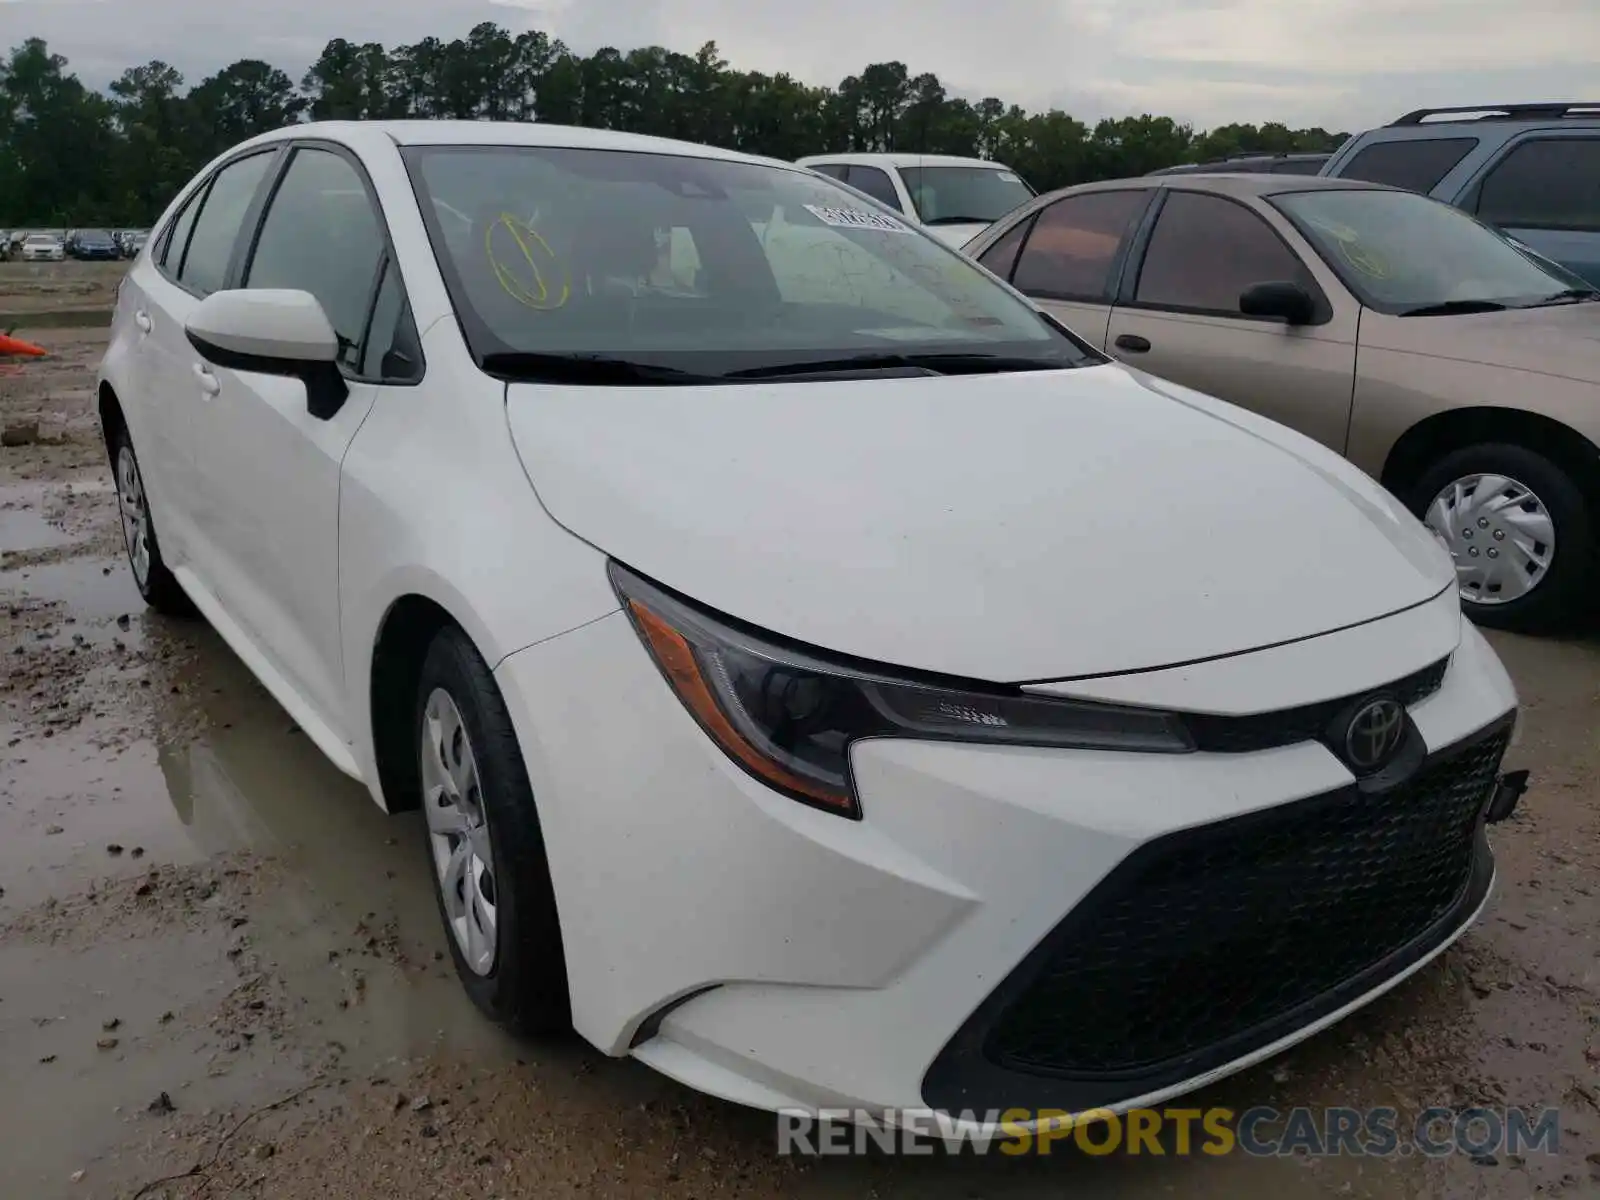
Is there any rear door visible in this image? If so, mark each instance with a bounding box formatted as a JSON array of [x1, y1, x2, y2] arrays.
[[186, 141, 415, 737], [134, 148, 281, 562], [985, 189, 1153, 349], [1104, 188, 1359, 452], [1467, 134, 1600, 285]]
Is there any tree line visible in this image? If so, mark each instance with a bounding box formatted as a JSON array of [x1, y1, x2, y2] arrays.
[[0, 25, 1349, 226]]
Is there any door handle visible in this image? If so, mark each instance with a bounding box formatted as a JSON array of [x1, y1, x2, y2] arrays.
[[192, 363, 221, 396], [133, 310, 152, 334], [1114, 333, 1152, 354]]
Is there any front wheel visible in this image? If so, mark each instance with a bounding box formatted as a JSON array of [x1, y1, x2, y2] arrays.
[[1408, 442, 1596, 634], [416, 625, 570, 1034]]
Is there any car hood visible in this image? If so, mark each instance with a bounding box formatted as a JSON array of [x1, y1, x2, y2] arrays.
[[1362, 301, 1600, 384], [924, 222, 990, 250], [506, 363, 1453, 682]]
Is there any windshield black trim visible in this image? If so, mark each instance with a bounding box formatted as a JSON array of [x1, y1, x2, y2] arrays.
[[1265, 187, 1572, 316], [400, 142, 1102, 382]]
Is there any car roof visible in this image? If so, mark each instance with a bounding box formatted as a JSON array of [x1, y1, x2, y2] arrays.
[[795, 152, 1008, 170], [1065, 173, 1401, 200], [241, 120, 795, 172]]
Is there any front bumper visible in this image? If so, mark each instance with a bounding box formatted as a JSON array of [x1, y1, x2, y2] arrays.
[[494, 606, 1517, 1121]]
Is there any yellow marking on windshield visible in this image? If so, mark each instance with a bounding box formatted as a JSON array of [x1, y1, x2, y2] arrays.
[[487, 213, 571, 310]]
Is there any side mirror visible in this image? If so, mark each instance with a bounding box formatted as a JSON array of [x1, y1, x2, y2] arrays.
[[185, 289, 348, 420], [1239, 280, 1317, 326]]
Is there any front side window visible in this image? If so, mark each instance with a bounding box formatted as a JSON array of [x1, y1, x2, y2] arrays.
[[900, 165, 1035, 226], [245, 146, 387, 371], [844, 165, 903, 211], [976, 214, 1034, 282], [1339, 137, 1477, 194], [405, 145, 1096, 380], [1134, 191, 1314, 315], [1011, 190, 1149, 301], [178, 151, 275, 296], [1272, 187, 1580, 315], [1476, 138, 1600, 233]]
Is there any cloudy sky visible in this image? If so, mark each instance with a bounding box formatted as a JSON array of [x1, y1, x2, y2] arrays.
[[5, 0, 1600, 130]]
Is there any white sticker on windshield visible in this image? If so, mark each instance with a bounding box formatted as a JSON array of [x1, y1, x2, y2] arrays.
[[996, 171, 1020, 182], [803, 204, 913, 233]]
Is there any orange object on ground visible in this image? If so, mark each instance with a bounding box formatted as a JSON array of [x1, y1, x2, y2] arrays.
[[0, 332, 47, 357]]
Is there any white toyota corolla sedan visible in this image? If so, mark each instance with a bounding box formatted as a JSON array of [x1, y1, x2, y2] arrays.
[[98, 121, 1525, 1128]]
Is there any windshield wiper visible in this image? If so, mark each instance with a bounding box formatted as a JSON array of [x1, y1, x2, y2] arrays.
[[922, 215, 996, 226], [724, 352, 1078, 381], [1527, 287, 1600, 307], [1398, 299, 1510, 317], [481, 351, 717, 385]]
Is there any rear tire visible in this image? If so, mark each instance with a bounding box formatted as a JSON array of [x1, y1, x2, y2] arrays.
[[416, 625, 570, 1034], [1407, 442, 1596, 634], [109, 423, 193, 616]]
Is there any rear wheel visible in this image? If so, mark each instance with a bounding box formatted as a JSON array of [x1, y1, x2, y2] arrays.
[[110, 423, 192, 616], [416, 625, 570, 1034], [1408, 442, 1596, 634]]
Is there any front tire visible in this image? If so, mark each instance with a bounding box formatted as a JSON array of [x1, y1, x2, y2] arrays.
[[416, 625, 570, 1034], [1408, 442, 1596, 634], [110, 423, 192, 616]]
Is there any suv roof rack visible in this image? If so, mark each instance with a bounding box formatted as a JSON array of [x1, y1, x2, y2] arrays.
[[1391, 102, 1600, 126]]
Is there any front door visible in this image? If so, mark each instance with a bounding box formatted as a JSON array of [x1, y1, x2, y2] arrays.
[[978, 188, 1154, 351], [1105, 189, 1358, 453], [183, 143, 394, 737]]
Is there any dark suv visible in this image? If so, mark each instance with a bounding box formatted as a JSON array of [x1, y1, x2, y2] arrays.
[[1320, 103, 1600, 283]]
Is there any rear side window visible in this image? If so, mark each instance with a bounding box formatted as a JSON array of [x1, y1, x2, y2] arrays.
[[244, 146, 387, 372], [1134, 191, 1314, 316], [807, 163, 848, 181], [1476, 138, 1600, 232], [1338, 137, 1477, 193], [977, 215, 1034, 281], [1270, 158, 1326, 176], [159, 188, 204, 272], [845, 165, 903, 212], [178, 152, 275, 295], [1011, 190, 1148, 301]]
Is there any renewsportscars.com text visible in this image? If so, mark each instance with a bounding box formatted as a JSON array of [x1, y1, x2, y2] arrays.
[[776, 1106, 1560, 1158]]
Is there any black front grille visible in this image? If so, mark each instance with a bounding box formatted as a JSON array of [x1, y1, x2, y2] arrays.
[[1185, 656, 1449, 754], [982, 723, 1509, 1080]]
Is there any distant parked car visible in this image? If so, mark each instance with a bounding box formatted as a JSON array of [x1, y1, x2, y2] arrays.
[[71, 228, 122, 261], [1148, 152, 1330, 177], [795, 153, 1035, 248], [123, 231, 150, 259], [967, 172, 1600, 631], [1320, 102, 1600, 284], [20, 233, 66, 262]]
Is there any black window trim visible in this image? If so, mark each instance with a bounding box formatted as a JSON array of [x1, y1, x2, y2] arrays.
[[1467, 133, 1600, 234], [155, 146, 287, 300], [1010, 188, 1155, 305], [235, 138, 426, 388], [1116, 186, 1334, 326]]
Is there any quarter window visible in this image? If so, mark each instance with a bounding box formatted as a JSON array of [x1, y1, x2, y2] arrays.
[[1135, 191, 1313, 315], [244, 147, 387, 372], [977, 215, 1034, 282], [1339, 138, 1477, 194], [1011, 190, 1148, 301], [845, 165, 904, 212], [159, 187, 204, 274], [178, 152, 275, 296], [1476, 138, 1600, 233]]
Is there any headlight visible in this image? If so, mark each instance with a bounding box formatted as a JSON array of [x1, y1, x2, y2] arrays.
[[610, 563, 1193, 819]]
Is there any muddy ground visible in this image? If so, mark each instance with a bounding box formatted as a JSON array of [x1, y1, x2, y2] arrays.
[[3, 274, 1599, 1198]]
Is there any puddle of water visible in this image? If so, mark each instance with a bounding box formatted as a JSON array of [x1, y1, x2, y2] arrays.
[[0, 506, 70, 555], [3, 555, 144, 623]]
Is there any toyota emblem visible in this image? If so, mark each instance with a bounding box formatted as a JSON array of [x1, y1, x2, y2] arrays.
[[1344, 698, 1405, 771]]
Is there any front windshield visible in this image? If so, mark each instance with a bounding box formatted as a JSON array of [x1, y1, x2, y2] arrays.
[[900, 165, 1035, 225], [1271, 189, 1585, 314], [404, 145, 1086, 379]]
